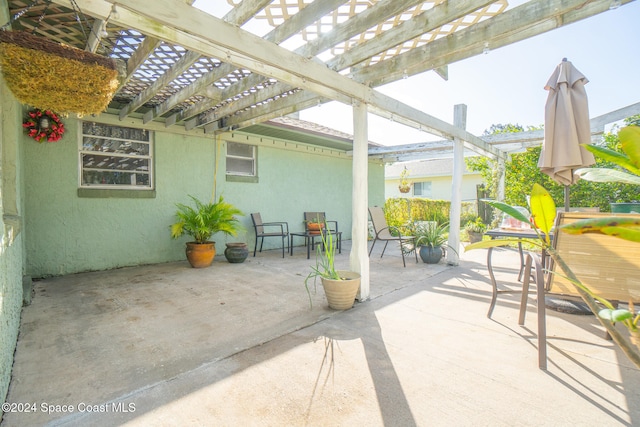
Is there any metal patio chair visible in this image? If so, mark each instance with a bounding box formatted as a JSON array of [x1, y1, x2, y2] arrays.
[[290, 212, 341, 259], [368, 206, 417, 267], [250, 213, 289, 258]]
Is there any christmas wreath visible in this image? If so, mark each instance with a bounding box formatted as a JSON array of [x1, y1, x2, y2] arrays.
[[23, 109, 65, 143]]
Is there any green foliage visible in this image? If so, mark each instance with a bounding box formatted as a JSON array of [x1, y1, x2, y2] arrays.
[[170, 195, 244, 244], [414, 222, 449, 248], [464, 217, 487, 233], [466, 121, 640, 211], [482, 123, 526, 135], [304, 225, 341, 307], [460, 210, 480, 228], [383, 198, 451, 229], [577, 125, 640, 187], [399, 167, 412, 192]]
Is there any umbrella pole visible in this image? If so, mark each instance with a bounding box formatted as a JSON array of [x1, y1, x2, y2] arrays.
[[564, 185, 570, 212]]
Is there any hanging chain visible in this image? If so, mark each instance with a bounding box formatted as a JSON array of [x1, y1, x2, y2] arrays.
[[1, 0, 42, 31], [1, 0, 110, 53], [69, 0, 89, 42], [33, 0, 52, 34], [69, 0, 110, 52]]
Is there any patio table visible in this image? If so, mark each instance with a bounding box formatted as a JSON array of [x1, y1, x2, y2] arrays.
[[290, 230, 342, 259], [484, 228, 553, 318]]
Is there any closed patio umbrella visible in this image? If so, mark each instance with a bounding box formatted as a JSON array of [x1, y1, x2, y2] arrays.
[[538, 58, 595, 210]]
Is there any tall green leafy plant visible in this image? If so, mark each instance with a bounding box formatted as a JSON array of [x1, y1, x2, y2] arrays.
[[304, 221, 341, 307], [576, 125, 640, 186], [170, 195, 244, 244]]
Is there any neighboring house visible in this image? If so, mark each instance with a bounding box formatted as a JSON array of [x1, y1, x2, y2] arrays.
[[385, 158, 484, 202]]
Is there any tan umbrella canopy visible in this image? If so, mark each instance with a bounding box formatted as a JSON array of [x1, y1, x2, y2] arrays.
[[538, 59, 595, 210]]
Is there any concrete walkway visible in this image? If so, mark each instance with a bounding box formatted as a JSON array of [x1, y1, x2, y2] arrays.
[[2, 242, 639, 426]]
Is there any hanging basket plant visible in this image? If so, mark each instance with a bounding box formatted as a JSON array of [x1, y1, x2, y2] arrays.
[[23, 109, 65, 143], [0, 31, 119, 116], [398, 166, 412, 193]]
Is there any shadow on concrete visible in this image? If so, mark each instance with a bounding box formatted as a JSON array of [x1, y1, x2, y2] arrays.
[[2, 242, 639, 426]]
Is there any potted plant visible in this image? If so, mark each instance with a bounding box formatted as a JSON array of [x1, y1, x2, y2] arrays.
[[465, 217, 487, 243], [576, 122, 640, 213], [170, 195, 244, 268], [414, 222, 455, 264], [398, 167, 412, 193], [304, 223, 360, 310]]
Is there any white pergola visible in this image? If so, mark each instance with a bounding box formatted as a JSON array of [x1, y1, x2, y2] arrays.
[[4, 0, 638, 299]]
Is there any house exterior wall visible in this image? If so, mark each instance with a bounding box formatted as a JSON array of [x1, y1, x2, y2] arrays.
[[22, 115, 385, 278], [0, 80, 26, 410], [386, 174, 483, 202]]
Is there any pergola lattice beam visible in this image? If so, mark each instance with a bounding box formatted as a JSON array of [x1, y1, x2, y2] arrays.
[[195, 0, 491, 131], [118, 0, 271, 120], [370, 102, 640, 162], [326, 0, 495, 72], [296, 0, 426, 59], [85, 0, 504, 159], [229, 0, 624, 130], [193, 0, 492, 131], [185, 0, 427, 130], [169, 0, 347, 128], [355, 0, 629, 86]]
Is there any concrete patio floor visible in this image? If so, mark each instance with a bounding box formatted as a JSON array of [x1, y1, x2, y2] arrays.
[[2, 241, 640, 426]]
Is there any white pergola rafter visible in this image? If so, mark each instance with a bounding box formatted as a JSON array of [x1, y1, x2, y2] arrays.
[[53, 0, 507, 160], [191, 0, 495, 132], [220, 0, 630, 139]]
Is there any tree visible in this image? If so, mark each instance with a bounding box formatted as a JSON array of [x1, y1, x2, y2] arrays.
[[466, 119, 640, 211]]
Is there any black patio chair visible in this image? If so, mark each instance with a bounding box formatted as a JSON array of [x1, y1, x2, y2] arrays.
[[250, 213, 289, 258]]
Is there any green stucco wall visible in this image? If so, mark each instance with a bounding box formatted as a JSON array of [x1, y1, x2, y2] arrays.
[[0, 240, 23, 410], [23, 115, 385, 277], [1, 80, 26, 412]]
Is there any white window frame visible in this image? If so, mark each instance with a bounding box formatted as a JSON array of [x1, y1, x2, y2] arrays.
[[226, 141, 256, 177], [79, 122, 154, 190], [414, 181, 432, 197]]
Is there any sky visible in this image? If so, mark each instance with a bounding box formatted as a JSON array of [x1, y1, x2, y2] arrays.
[[196, 1, 640, 146]]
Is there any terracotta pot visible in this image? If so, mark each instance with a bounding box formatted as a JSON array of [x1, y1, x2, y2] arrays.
[[321, 271, 361, 310], [185, 242, 216, 268], [307, 222, 324, 235], [224, 242, 248, 263]]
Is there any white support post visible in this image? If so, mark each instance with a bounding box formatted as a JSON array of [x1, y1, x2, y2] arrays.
[[447, 104, 467, 266], [497, 158, 506, 202], [351, 100, 369, 301]]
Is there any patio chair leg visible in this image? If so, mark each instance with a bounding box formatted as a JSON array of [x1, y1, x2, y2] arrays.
[[253, 236, 259, 257], [381, 241, 388, 258], [368, 239, 377, 256]]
